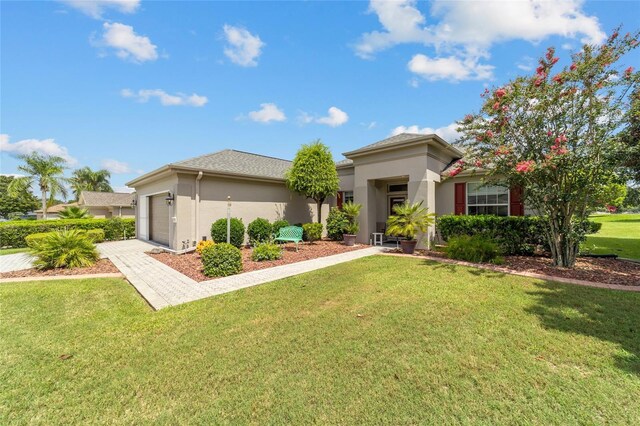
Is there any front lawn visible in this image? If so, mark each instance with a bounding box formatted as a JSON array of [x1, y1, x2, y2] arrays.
[[585, 214, 640, 260], [1, 256, 638, 423]]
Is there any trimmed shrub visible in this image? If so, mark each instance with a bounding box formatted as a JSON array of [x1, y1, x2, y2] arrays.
[[326, 207, 349, 241], [210, 218, 245, 248], [251, 242, 282, 261], [86, 229, 105, 243], [437, 215, 547, 255], [26, 229, 104, 247], [0, 218, 135, 248], [437, 215, 601, 255], [302, 223, 323, 242], [272, 219, 289, 236], [196, 240, 214, 255], [201, 243, 242, 277], [247, 218, 272, 244], [445, 235, 503, 264], [30, 229, 99, 269]]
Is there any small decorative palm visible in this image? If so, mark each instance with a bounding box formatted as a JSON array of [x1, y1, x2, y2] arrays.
[[386, 201, 436, 240], [58, 206, 92, 219], [31, 229, 99, 269], [341, 201, 362, 235]]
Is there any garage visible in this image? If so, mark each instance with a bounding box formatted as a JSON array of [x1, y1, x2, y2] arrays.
[[149, 194, 170, 246]]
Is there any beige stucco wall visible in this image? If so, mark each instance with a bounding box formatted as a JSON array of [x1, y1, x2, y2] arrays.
[[190, 174, 325, 245], [347, 143, 455, 247]]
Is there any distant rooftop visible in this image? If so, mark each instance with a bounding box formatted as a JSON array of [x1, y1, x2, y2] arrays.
[[80, 191, 135, 207]]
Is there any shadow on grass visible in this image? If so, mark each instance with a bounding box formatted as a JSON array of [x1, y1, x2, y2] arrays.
[[421, 259, 507, 278], [526, 282, 640, 375]]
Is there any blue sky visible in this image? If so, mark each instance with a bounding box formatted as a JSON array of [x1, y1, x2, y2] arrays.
[[1, 0, 639, 193]]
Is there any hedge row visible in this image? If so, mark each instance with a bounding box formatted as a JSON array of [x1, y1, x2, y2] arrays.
[[0, 218, 135, 248], [437, 215, 601, 255]]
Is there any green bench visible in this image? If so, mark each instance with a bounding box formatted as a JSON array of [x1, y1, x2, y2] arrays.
[[274, 226, 304, 251]]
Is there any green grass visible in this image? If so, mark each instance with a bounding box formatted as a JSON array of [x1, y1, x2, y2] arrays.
[[584, 214, 640, 260], [1, 256, 639, 424], [0, 247, 29, 256]]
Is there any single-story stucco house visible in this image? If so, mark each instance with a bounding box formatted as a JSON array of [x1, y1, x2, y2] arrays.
[[126, 133, 525, 251], [36, 191, 135, 219]]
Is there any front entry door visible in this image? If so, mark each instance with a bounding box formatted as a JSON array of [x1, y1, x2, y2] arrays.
[[389, 196, 406, 216]]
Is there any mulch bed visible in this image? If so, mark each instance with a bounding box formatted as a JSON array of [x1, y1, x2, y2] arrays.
[[149, 240, 367, 282], [1, 259, 120, 279], [384, 248, 640, 287]]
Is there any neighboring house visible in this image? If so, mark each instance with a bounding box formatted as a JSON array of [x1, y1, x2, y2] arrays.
[[35, 191, 135, 219], [78, 191, 136, 218], [126, 133, 525, 251], [35, 202, 78, 220]]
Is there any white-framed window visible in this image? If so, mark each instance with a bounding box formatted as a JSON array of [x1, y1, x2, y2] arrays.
[[343, 191, 354, 204], [467, 182, 509, 216]]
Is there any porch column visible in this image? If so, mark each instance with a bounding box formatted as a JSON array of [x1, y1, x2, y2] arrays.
[[407, 177, 436, 249], [354, 179, 376, 244]]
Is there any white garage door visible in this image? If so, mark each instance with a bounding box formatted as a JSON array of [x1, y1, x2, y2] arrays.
[[149, 194, 170, 246]]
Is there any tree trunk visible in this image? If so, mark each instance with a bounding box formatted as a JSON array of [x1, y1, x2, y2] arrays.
[[316, 199, 322, 224], [545, 216, 579, 268], [41, 189, 47, 220]]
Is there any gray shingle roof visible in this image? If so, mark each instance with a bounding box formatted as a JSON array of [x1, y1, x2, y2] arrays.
[[80, 191, 135, 207], [344, 133, 429, 155], [171, 149, 292, 180]]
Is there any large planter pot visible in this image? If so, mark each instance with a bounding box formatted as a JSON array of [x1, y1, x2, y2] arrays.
[[343, 234, 357, 246], [400, 239, 417, 254]]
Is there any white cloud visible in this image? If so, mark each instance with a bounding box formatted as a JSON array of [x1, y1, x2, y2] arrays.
[[0, 134, 77, 165], [316, 107, 349, 127], [298, 107, 350, 127], [60, 0, 140, 19], [222, 25, 264, 67], [248, 103, 286, 123], [121, 88, 208, 107], [390, 122, 461, 143], [101, 159, 134, 174], [561, 43, 574, 50], [408, 54, 494, 81], [516, 56, 535, 71], [355, 0, 606, 81], [100, 22, 158, 63]]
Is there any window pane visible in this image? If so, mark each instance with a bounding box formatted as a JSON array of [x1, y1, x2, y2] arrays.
[[498, 205, 509, 216], [487, 194, 497, 204], [468, 183, 481, 193], [468, 195, 477, 205], [486, 206, 497, 215], [388, 184, 408, 193], [498, 193, 508, 203], [476, 194, 487, 204], [468, 206, 478, 215]]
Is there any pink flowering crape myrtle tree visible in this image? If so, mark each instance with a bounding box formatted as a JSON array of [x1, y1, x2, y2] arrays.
[[456, 29, 639, 268]]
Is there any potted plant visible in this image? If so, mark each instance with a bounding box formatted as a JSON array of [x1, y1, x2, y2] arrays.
[[341, 201, 362, 246], [386, 200, 436, 254]]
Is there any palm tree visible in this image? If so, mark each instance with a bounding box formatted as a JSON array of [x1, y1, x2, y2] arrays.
[[58, 206, 92, 219], [70, 167, 113, 200], [386, 200, 436, 241], [8, 153, 68, 220]]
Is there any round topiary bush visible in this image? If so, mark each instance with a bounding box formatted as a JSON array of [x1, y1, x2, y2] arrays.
[[201, 243, 243, 277], [247, 218, 272, 244], [326, 207, 349, 241], [210, 218, 245, 248], [271, 219, 289, 237], [251, 242, 282, 261]]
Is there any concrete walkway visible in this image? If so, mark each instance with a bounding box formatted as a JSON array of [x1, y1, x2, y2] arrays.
[[0, 253, 35, 273], [2, 239, 384, 309]]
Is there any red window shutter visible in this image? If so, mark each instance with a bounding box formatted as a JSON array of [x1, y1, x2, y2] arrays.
[[454, 183, 466, 215], [337, 191, 343, 209], [510, 186, 524, 216]]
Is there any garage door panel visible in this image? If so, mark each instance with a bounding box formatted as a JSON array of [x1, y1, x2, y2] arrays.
[[149, 194, 170, 246]]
